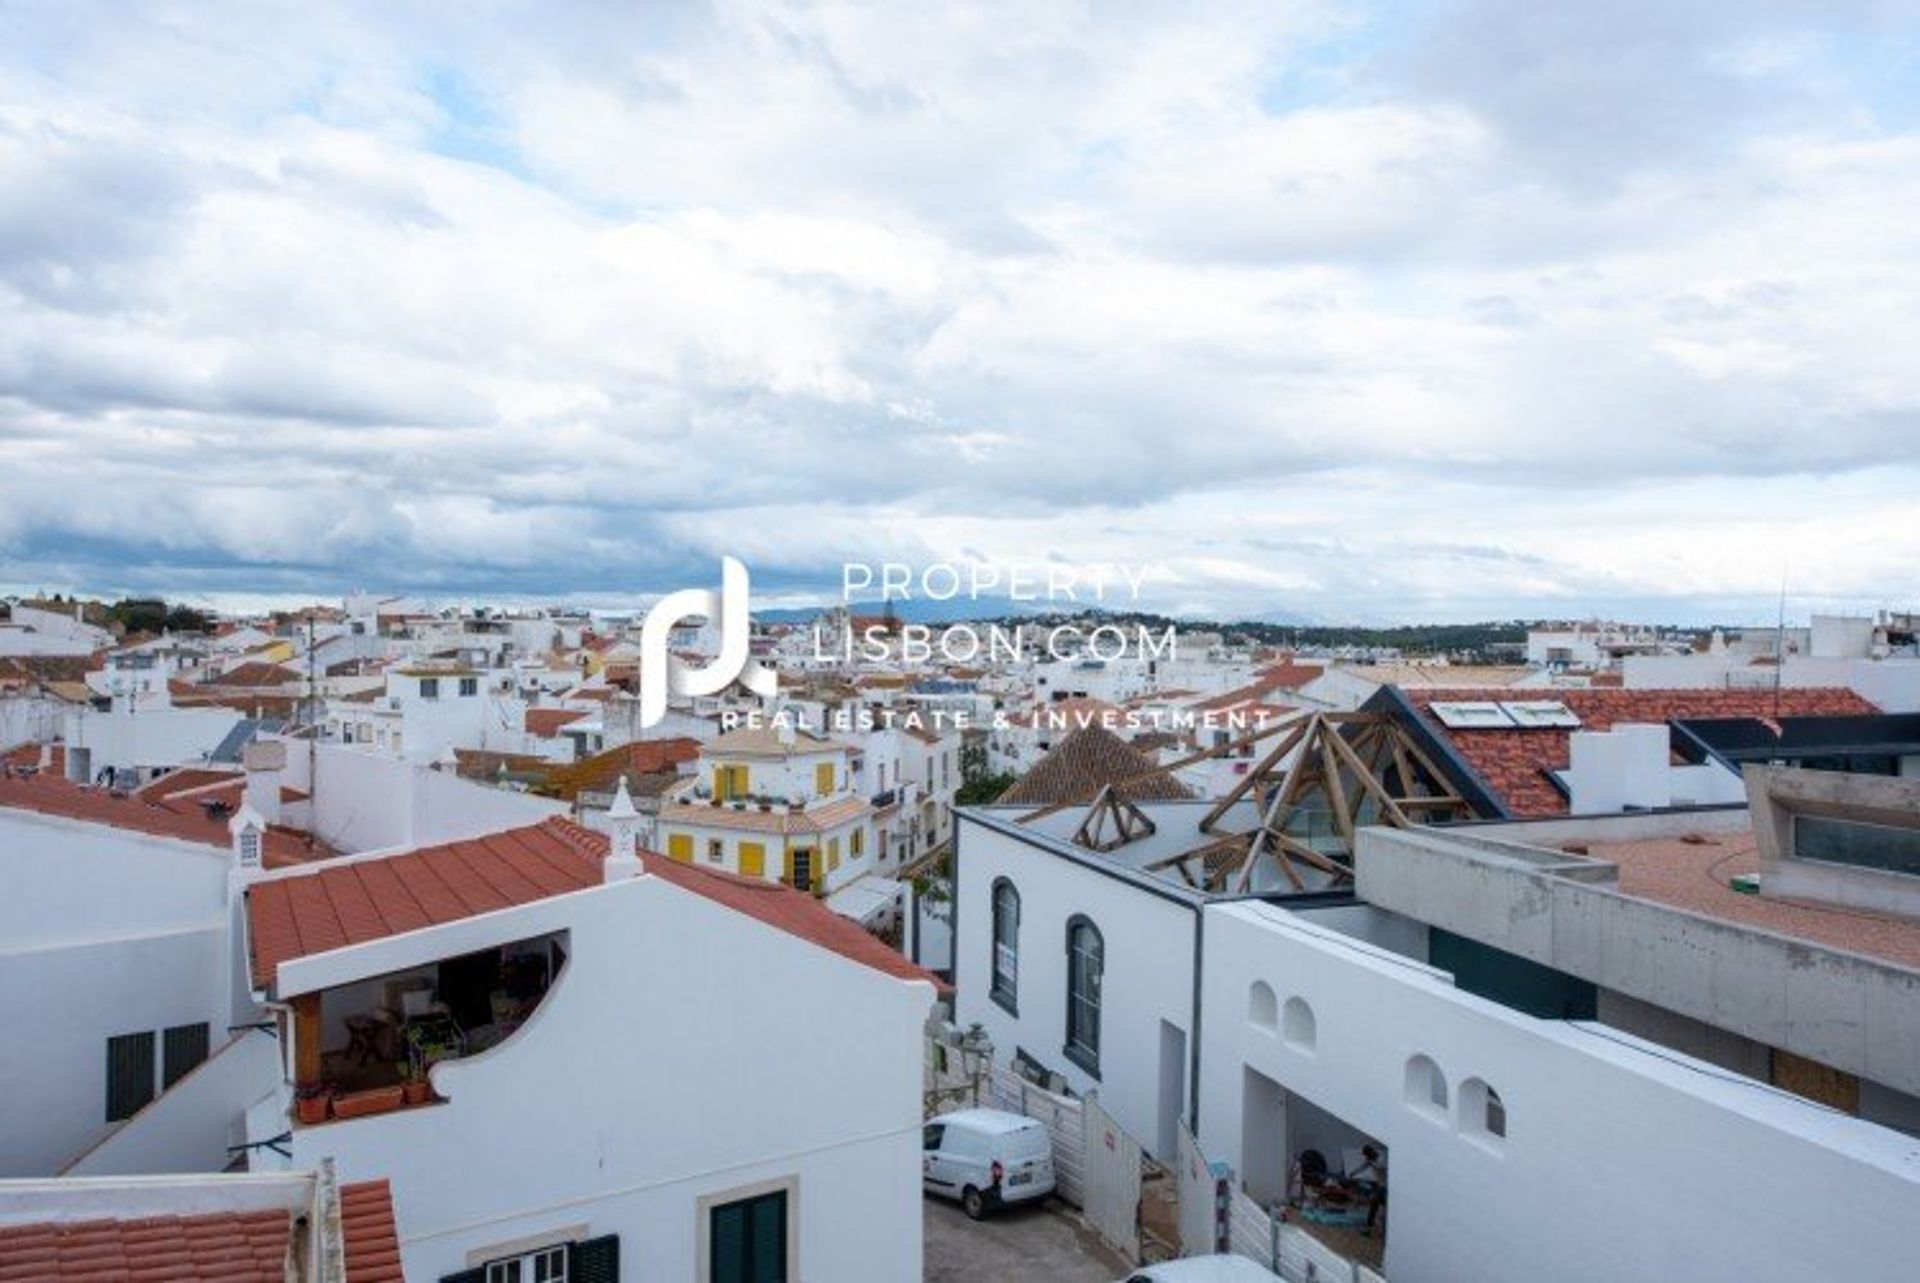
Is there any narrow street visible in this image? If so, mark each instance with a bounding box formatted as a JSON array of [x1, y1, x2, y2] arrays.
[[924, 1196, 1129, 1283]]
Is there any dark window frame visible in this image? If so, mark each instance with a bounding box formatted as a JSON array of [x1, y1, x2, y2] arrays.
[[106, 1031, 156, 1122], [709, 1187, 789, 1283], [989, 877, 1020, 1016], [1063, 914, 1103, 1078], [162, 1022, 210, 1090]]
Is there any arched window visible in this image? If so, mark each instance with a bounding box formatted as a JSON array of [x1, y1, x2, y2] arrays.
[[1249, 981, 1278, 1031], [1405, 1054, 1448, 1119], [1460, 1077, 1507, 1144], [1282, 996, 1316, 1051], [990, 879, 1020, 1014], [1064, 916, 1104, 1076]]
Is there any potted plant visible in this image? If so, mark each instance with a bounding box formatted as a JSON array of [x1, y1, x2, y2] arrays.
[[400, 1059, 432, 1106], [294, 1081, 332, 1125]]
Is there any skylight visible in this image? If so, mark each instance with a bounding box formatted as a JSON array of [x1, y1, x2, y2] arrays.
[[1430, 701, 1515, 729], [1501, 701, 1582, 729]]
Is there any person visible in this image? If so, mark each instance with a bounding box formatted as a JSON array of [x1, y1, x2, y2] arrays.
[[1353, 1145, 1387, 1236]]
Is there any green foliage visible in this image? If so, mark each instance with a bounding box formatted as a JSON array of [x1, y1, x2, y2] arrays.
[[955, 771, 1017, 806]]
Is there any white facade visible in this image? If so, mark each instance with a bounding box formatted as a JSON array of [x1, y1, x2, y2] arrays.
[[258, 865, 933, 1282], [0, 810, 244, 1176], [953, 810, 1199, 1160], [1199, 899, 1920, 1283], [0, 604, 112, 657]]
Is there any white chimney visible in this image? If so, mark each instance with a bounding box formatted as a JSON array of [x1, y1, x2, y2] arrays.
[[228, 802, 267, 880], [604, 775, 642, 882], [242, 739, 286, 827]]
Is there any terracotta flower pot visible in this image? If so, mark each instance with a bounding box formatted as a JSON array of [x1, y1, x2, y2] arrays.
[[295, 1092, 331, 1125], [331, 1085, 405, 1119], [402, 1080, 432, 1105]]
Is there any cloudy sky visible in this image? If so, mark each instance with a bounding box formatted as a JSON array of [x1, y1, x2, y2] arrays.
[[2, 1, 1918, 623]]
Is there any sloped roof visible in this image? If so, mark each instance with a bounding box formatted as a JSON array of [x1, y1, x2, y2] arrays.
[[708, 724, 846, 756], [524, 707, 590, 737], [207, 661, 301, 688], [536, 737, 701, 801], [1401, 686, 1883, 817], [658, 794, 872, 835], [244, 816, 941, 993], [0, 769, 320, 867], [339, 1180, 404, 1283], [0, 1208, 292, 1282], [999, 726, 1193, 806]]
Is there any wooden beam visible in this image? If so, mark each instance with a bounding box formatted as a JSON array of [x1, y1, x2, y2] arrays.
[[291, 992, 323, 1087]]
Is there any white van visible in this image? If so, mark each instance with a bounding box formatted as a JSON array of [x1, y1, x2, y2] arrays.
[[923, 1108, 1056, 1219], [1116, 1256, 1282, 1281]]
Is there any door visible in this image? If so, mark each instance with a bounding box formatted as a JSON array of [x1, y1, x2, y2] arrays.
[[789, 849, 814, 893], [739, 841, 766, 879], [668, 834, 693, 862], [922, 1122, 956, 1192], [1157, 1020, 1187, 1162]]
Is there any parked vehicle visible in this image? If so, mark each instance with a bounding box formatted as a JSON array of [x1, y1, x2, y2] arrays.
[[922, 1108, 1056, 1219], [1117, 1256, 1282, 1282]]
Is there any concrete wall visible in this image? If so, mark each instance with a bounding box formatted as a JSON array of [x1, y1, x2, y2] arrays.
[[65, 1028, 281, 1177], [1200, 900, 1920, 1283], [64, 706, 244, 777], [1355, 826, 1920, 1099], [953, 813, 1197, 1157], [290, 741, 562, 854], [279, 872, 933, 1283]]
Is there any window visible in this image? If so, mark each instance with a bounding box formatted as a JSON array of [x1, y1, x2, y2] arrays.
[[850, 828, 863, 858], [1064, 916, 1103, 1076], [707, 839, 726, 865], [814, 762, 835, 796], [1282, 997, 1316, 1052], [710, 1188, 789, 1283], [420, 678, 440, 698], [789, 849, 814, 893], [1459, 1077, 1506, 1144], [162, 1022, 210, 1089], [486, 1247, 567, 1283], [106, 1031, 155, 1121], [1404, 1054, 1448, 1119], [1793, 815, 1920, 879], [459, 677, 479, 697], [1248, 981, 1277, 1031], [990, 879, 1020, 1015]]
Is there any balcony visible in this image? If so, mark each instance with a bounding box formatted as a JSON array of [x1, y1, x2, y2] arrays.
[[291, 929, 567, 1127]]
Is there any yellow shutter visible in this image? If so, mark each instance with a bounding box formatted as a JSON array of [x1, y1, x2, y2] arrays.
[[851, 827, 863, 857], [667, 834, 693, 863], [815, 762, 834, 796], [739, 841, 766, 879], [713, 769, 729, 801], [729, 765, 749, 797], [828, 837, 841, 870]]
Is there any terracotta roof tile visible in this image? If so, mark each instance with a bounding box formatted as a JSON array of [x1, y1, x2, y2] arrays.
[[245, 815, 942, 994], [1000, 726, 1192, 806], [524, 708, 589, 737], [1402, 686, 1882, 817], [339, 1180, 404, 1283], [0, 770, 322, 867], [0, 1209, 291, 1282]]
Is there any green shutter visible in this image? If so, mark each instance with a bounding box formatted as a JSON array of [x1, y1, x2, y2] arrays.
[[106, 1031, 155, 1122], [162, 1022, 210, 1089], [569, 1235, 620, 1283]]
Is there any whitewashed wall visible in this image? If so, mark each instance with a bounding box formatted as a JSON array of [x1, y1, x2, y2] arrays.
[[1200, 900, 1920, 1283], [0, 812, 238, 1176], [281, 871, 934, 1283], [953, 813, 1196, 1158]]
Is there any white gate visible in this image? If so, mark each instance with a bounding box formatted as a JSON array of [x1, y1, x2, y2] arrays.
[[1176, 1123, 1229, 1257], [1082, 1092, 1143, 1265], [987, 1065, 1085, 1206]]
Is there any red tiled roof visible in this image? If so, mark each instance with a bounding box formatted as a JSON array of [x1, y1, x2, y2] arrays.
[[525, 707, 589, 737], [339, 1180, 404, 1283], [0, 1208, 292, 1282], [1402, 686, 1882, 817], [246, 822, 604, 989], [245, 816, 944, 994], [208, 661, 301, 688], [1254, 660, 1326, 690], [0, 770, 321, 867]]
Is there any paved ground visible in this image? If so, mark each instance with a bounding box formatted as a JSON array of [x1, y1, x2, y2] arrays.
[[924, 1194, 1130, 1283]]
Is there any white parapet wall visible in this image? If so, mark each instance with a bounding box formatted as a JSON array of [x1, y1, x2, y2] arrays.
[[1198, 899, 1920, 1283]]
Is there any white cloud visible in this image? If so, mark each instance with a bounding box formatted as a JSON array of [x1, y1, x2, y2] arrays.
[[0, 0, 1916, 621]]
